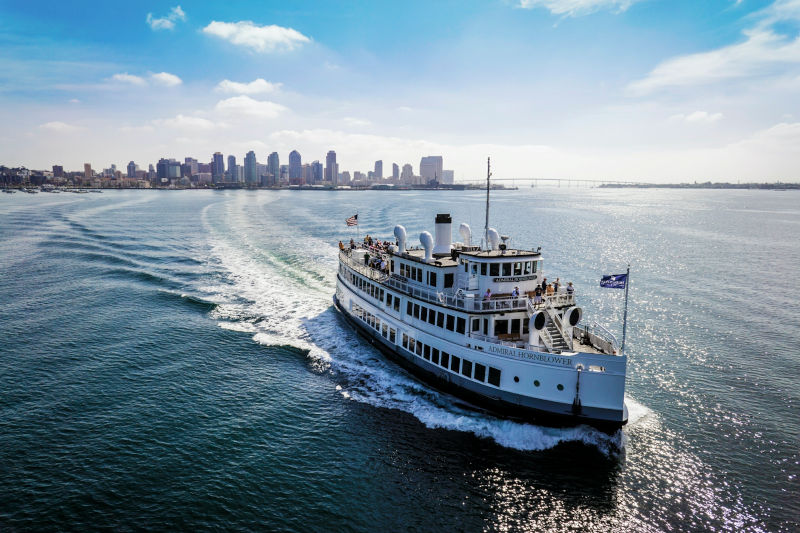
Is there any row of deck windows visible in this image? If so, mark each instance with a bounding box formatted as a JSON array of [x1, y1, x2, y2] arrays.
[[407, 301, 466, 335], [397, 262, 455, 289], [352, 303, 397, 344], [401, 334, 501, 387], [464, 261, 538, 277], [346, 271, 384, 303]]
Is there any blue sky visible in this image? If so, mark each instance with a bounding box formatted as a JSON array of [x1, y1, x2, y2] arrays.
[[1, 0, 798, 181]]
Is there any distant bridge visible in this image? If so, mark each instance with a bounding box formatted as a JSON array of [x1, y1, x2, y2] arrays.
[[458, 177, 643, 187]]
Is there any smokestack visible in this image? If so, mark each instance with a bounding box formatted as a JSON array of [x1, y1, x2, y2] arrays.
[[433, 213, 452, 256]]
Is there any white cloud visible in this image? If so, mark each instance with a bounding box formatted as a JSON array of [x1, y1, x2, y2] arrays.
[[150, 72, 182, 87], [146, 5, 186, 31], [202, 21, 311, 53], [215, 78, 282, 95], [39, 121, 81, 132], [68, 98, 80, 104], [669, 111, 724, 123], [214, 95, 288, 119], [153, 114, 217, 130], [517, 0, 639, 16], [628, 2, 800, 95], [343, 117, 372, 127], [110, 72, 147, 86]]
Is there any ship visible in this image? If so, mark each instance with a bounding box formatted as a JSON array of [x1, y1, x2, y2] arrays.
[[333, 162, 628, 429]]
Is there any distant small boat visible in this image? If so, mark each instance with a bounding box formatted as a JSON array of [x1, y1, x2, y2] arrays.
[[2, 189, 15, 194]]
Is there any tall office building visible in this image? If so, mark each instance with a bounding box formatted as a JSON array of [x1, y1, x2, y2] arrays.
[[401, 163, 413, 183], [244, 151, 257, 184], [212, 152, 225, 183], [227, 155, 237, 182], [325, 151, 337, 184], [392, 163, 399, 181], [267, 152, 280, 182], [289, 150, 302, 180], [52, 165, 64, 178], [311, 161, 323, 183], [374, 160, 383, 180], [84, 163, 92, 180], [185, 157, 199, 176], [420, 156, 443, 183]]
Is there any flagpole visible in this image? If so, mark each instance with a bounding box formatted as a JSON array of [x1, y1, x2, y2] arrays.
[[356, 210, 360, 241], [621, 264, 630, 356]]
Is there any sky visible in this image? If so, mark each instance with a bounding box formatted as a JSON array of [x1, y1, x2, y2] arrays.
[[1, 0, 799, 182]]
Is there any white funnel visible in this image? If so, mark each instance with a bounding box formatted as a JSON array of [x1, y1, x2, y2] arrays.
[[420, 231, 434, 262], [459, 223, 472, 245], [433, 213, 452, 256], [393, 225, 407, 253]]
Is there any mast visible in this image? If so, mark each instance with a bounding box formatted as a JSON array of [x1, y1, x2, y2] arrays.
[[484, 157, 491, 250], [621, 264, 630, 356]]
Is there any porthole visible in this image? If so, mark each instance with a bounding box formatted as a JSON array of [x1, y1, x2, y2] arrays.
[[533, 380, 540, 387], [557, 384, 564, 391], [513, 376, 519, 383]]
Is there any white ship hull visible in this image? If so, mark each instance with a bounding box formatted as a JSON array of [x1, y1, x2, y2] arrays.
[[334, 278, 628, 429]]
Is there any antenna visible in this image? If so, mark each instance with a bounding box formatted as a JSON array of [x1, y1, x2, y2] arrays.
[[484, 157, 491, 250]]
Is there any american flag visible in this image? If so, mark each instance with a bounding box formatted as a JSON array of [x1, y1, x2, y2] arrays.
[[345, 214, 358, 226]]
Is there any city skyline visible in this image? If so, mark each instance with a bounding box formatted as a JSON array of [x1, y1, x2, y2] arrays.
[[1, 1, 800, 181]]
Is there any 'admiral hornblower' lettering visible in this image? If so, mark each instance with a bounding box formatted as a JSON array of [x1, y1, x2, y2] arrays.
[[492, 275, 537, 282], [487, 344, 571, 366]]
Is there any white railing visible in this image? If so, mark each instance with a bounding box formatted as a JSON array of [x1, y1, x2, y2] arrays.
[[574, 322, 619, 355], [340, 249, 574, 313], [339, 250, 389, 283]]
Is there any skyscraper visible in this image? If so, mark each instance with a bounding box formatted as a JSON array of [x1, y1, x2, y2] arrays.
[[420, 156, 443, 183], [289, 150, 302, 180], [401, 163, 413, 183], [127, 161, 137, 179], [52, 165, 64, 178], [227, 155, 237, 182], [267, 152, 280, 183], [84, 163, 92, 180], [212, 152, 225, 183], [392, 163, 399, 180], [311, 160, 323, 183], [325, 150, 337, 184], [244, 151, 257, 184], [374, 160, 383, 180]]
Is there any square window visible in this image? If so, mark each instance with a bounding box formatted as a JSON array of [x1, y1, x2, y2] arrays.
[[421, 307, 428, 322], [446, 315, 455, 331], [450, 355, 461, 373], [431, 349, 439, 365], [390, 329, 396, 343], [461, 360, 472, 378], [413, 304, 420, 319], [490, 263, 499, 276], [437, 313, 444, 328], [402, 333, 408, 348], [429, 272, 437, 286], [488, 367, 501, 387], [456, 317, 466, 334], [407, 301, 412, 315], [427, 310, 436, 325], [514, 262, 522, 276], [415, 341, 423, 356], [502, 263, 512, 276], [440, 352, 450, 368], [474, 363, 486, 382], [424, 344, 431, 360], [480, 263, 487, 276], [444, 273, 454, 288]]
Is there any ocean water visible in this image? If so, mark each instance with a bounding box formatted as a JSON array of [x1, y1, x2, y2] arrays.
[[0, 188, 797, 531]]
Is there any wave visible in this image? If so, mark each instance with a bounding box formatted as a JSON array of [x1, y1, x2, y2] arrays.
[[202, 198, 641, 455]]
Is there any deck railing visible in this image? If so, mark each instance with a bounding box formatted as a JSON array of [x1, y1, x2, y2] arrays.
[[339, 249, 575, 313]]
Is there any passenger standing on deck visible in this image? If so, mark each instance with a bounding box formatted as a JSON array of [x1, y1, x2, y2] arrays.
[[567, 282, 574, 295], [364, 252, 370, 266], [338, 241, 344, 251], [511, 286, 520, 299], [541, 277, 548, 292], [554, 278, 560, 293], [350, 238, 356, 250], [534, 285, 543, 306], [546, 283, 554, 296]]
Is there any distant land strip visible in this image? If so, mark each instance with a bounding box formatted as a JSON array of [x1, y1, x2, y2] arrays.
[[598, 182, 799, 190]]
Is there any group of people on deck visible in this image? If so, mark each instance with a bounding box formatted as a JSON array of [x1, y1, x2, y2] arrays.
[[339, 235, 391, 274], [482, 277, 575, 308]]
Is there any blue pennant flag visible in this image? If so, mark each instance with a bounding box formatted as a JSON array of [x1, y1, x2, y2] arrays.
[[600, 273, 628, 289]]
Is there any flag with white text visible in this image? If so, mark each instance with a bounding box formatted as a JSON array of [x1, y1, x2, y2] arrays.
[[600, 273, 627, 289]]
